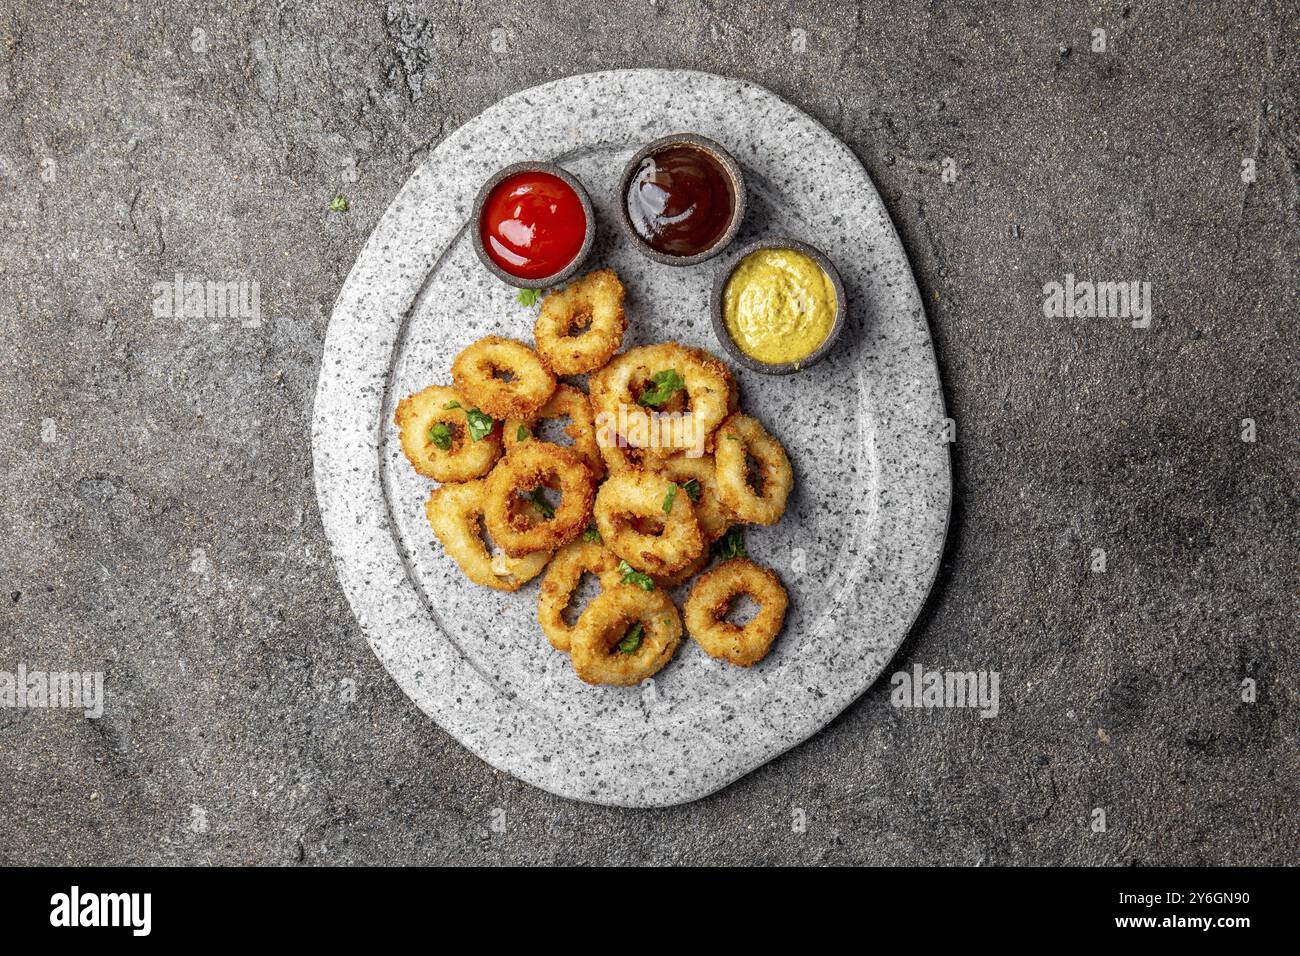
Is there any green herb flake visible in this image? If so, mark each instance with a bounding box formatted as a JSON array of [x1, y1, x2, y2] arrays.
[[582, 526, 602, 544], [328, 195, 349, 213], [716, 527, 746, 561], [681, 478, 702, 502], [617, 621, 644, 654], [529, 488, 555, 520], [662, 483, 678, 514], [443, 400, 462, 410], [428, 422, 453, 450], [619, 560, 655, 591], [516, 424, 530, 442], [516, 287, 543, 308], [466, 408, 494, 442], [637, 368, 685, 407]]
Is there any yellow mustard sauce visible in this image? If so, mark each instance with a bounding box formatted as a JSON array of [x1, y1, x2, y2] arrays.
[[722, 248, 836, 365]]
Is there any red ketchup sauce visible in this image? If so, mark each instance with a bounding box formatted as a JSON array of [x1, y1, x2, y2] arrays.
[[625, 145, 735, 257], [480, 171, 587, 280]]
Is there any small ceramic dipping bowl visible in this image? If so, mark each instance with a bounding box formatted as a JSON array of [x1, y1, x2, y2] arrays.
[[617, 133, 746, 266], [710, 237, 846, 376], [472, 162, 595, 289]]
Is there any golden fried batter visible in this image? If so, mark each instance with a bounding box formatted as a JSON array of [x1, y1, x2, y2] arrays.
[[483, 442, 595, 557], [452, 335, 556, 420], [589, 343, 735, 459], [425, 480, 549, 590], [534, 269, 626, 375], [536, 539, 623, 651], [713, 412, 792, 526], [593, 468, 704, 576], [395, 384, 502, 482], [684, 558, 788, 667], [504, 383, 605, 480], [650, 452, 732, 543], [569, 584, 683, 686]]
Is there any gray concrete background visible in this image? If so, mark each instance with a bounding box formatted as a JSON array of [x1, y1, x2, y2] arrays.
[[1, 0, 1296, 865]]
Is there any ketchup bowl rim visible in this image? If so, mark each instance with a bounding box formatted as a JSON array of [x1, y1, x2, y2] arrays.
[[472, 161, 596, 290], [616, 133, 747, 267], [708, 236, 846, 376]]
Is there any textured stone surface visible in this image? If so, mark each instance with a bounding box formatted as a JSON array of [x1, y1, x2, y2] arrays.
[[0, 0, 1296, 861], [316, 70, 948, 806]]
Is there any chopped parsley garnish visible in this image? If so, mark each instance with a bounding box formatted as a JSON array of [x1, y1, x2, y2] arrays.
[[582, 526, 602, 543], [716, 527, 746, 561], [465, 408, 494, 442], [516, 424, 529, 441], [516, 288, 543, 308], [529, 489, 555, 520], [619, 560, 655, 591], [662, 483, 678, 514], [443, 400, 462, 410], [637, 369, 685, 407], [328, 195, 349, 213], [428, 422, 452, 450], [617, 621, 644, 654], [681, 478, 702, 502]]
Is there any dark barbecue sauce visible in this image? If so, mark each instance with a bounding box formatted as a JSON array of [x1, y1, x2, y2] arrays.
[[625, 145, 735, 257]]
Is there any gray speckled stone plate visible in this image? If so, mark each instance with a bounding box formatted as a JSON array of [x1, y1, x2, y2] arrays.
[[312, 70, 950, 807]]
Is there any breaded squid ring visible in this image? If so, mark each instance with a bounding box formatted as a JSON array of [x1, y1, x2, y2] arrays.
[[483, 442, 595, 557], [504, 383, 605, 480], [650, 453, 732, 544], [593, 469, 704, 576], [536, 539, 623, 651], [713, 413, 792, 526], [534, 269, 627, 375], [589, 343, 735, 459], [425, 480, 549, 591], [684, 559, 788, 667], [452, 335, 556, 420], [395, 384, 502, 482], [569, 584, 683, 686]]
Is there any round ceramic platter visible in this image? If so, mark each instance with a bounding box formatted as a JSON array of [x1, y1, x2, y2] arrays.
[[312, 70, 950, 807]]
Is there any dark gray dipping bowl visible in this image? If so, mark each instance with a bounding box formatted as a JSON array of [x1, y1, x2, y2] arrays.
[[471, 162, 595, 290], [710, 237, 846, 376], [617, 133, 746, 267]]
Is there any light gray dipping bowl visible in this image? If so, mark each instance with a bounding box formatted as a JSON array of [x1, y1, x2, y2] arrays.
[[471, 161, 595, 289], [710, 236, 846, 375]]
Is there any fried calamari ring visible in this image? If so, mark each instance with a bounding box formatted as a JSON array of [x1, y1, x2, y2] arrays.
[[684, 559, 788, 667], [589, 343, 735, 459], [483, 442, 595, 557], [425, 480, 549, 591], [569, 584, 683, 686], [395, 384, 502, 482], [534, 268, 626, 375], [650, 453, 732, 544], [536, 539, 623, 651], [593, 469, 704, 576], [504, 383, 605, 480], [451, 335, 556, 420], [714, 413, 792, 526]]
